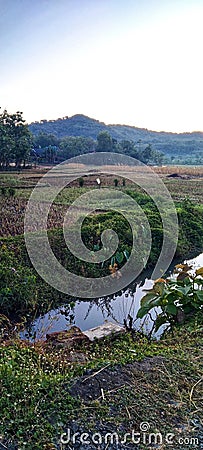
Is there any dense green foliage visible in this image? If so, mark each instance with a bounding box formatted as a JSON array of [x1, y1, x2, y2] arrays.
[[137, 264, 203, 332], [0, 194, 202, 320], [2, 110, 200, 165], [1, 110, 202, 166], [0, 244, 38, 317], [58, 135, 95, 160], [0, 167, 202, 449], [32, 130, 165, 164], [0, 109, 32, 169], [30, 113, 203, 164]]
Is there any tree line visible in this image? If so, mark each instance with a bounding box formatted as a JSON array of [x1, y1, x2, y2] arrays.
[[0, 109, 165, 169], [0, 109, 32, 169], [33, 130, 165, 165]]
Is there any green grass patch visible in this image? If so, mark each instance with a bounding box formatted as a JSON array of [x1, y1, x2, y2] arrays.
[[0, 313, 202, 449]]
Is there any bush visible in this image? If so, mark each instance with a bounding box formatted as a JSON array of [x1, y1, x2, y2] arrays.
[[137, 263, 203, 332], [79, 177, 84, 187], [1, 187, 8, 196], [8, 187, 16, 197], [0, 245, 37, 316]]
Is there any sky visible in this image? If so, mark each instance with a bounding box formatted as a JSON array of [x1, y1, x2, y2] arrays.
[[1, 0, 203, 132]]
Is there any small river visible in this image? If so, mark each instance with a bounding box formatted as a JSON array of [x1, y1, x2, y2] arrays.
[[22, 252, 203, 341]]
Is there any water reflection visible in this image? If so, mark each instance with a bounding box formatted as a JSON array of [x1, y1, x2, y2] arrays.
[[186, 252, 203, 269], [22, 252, 203, 341], [21, 279, 163, 340]]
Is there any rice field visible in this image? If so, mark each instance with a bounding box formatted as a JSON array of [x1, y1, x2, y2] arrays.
[[0, 165, 202, 238]]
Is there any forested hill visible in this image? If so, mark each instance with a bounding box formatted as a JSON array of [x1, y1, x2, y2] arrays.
[[29, 114, 203, 161]]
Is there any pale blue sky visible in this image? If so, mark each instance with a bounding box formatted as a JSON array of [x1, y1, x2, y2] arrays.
[[1, 0, 203, 131]]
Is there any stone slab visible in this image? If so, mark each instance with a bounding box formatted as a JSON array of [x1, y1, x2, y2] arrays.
[[83, 321, 125, 341]]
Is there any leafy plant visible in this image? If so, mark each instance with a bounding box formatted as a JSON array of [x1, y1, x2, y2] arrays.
[[79, 177, 84, 187], [0, 245, 38, 316], [1, 187, 8, 196], [8, 186, 15, 197], [137, 263, 203, 332]]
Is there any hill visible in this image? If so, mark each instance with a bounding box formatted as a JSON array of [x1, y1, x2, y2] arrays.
[[29, 114, 203, 161]]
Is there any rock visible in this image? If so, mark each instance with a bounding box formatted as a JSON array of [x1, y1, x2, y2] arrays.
[[46, 326, 89, 347], [68, 351, 88, 363], [83, 321, 125, 341], [45, 321, 125, 347]]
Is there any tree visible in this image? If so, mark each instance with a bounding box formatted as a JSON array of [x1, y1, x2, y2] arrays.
[[151, 149, 165, 165], [0, 111, 14, 168], [119, 140, 139, 159], [96, 131, 113, 152], [138, 144, 164, 165], [58, 136, 95, 160], [33, 132, 59, 149], [140, 144, 153, 163], [12, 112, 33, 167], [0, 109, 32, 169]]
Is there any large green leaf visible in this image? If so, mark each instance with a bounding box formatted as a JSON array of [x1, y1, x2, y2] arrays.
[[116, 252, 124, 264], [110, 256, 116, 266], [196, 291, 203, 303], [166, 304, 177, 315], [140, 292, 158, 308], [164, 291, 178, 302], [153, 282, 165, 296], [123, 250, 130, 261], [176, 285, 192, 296], [137, 306, 152, 319]]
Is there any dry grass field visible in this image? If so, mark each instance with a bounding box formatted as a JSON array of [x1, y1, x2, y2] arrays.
[[0, 164, 202, 237]]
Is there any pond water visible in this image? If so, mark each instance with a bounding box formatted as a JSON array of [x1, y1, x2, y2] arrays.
[[21, 252, 203, 341]]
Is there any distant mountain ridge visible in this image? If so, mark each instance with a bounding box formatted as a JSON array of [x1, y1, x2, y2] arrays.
[[29, 114, 203, 160]]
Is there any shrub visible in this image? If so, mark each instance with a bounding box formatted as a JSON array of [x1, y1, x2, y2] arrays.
[[0, 245, 37, 316], [137, 263, 203, 332], [8, 187, 16, 197], [1, 187, 8, 196], [79, 177, 84, 187]]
